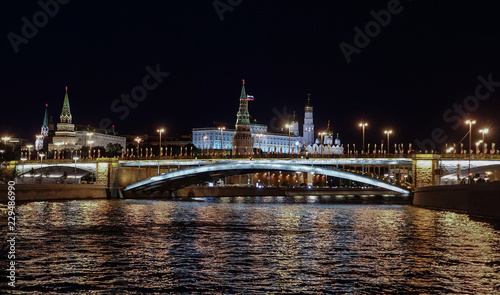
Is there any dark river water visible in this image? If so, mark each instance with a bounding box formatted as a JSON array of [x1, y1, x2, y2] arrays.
[[2, 197, 500, 294]]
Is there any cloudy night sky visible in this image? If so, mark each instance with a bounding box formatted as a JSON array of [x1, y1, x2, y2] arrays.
[[1, 0, 500, 150]]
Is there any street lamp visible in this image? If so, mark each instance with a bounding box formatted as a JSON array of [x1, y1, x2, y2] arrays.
[[88, 141, 94, 158], [256, 133, 262, 154], [479, 128, 489, 153], [39, 153, 45, 183], [54, 142, 63, 159], [26, 144, 33, 160], [87, 133, 94, 158], [135, 137, 142, 157], [359, 123, 368, 154], [73, 156, 79, 184], [203, 135, 207, 156], [384, 130, 393, 154], [2, 136, 11, 147], [218, 127, 225, 154], [285, 124, 291, 154], [157, 128, 165, 156], [466, 119, 476, 180], [476, 140, 483, 154], [479, 128, 489, 141], [318, 132, 326, 154], [20, 157, 27, 183]]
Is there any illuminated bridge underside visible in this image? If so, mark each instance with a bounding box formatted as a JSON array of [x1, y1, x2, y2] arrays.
[[17, 163, 97, 174], [124, 162, 410, 195]]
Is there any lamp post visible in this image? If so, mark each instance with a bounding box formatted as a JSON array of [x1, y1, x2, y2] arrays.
[[479, 128, 489, 153], [157, 128, 165, 156], [257, 133, 262, 154], [54, 142, 63, 159], [20, 157, 27, 183], [318, 132, 326, 154], [203, 135, 207, 156], [384, 130, 393, 154], [476, 140, 483, 154], [87, 133, 94, 158], [88, 140, 94, 158], [359, 123, 368, 154], [2, 136, 11, 156], [2, 136, 10, 151], [285, 124, 291, 154], [135, 137, 142, 157], [26, 144, 33, 160], [39, 153, 45, 182], [466, 119, 476, 180], [73, 156, 79, 184], [218, 127, 225, 154]]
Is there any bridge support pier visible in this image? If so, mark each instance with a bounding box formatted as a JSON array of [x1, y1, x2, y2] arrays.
[[306, 172, 313, 186], [412, 154, 440, 188]]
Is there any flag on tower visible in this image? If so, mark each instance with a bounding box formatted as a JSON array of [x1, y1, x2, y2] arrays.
[[247, 95, 254, 101]]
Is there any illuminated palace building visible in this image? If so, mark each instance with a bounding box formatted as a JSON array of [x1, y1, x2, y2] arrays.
[[41, 87, 126, 157], [192, 81, 343, 155]]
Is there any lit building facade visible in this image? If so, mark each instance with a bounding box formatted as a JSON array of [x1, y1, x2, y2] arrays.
[[193, 124, 301, 154], [75, 131, 126, 150]]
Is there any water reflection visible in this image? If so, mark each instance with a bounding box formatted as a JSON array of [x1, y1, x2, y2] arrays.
[[1, 199, 500, 294]]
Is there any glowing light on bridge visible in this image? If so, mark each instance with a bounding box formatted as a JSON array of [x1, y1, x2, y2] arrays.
[[125, 161, 411, 194]]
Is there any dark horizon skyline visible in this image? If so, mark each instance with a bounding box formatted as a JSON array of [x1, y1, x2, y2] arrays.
[[2, 1, 500, 151]]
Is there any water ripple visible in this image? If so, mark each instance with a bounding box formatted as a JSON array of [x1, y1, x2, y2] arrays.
[[1, 199, 500, 294]]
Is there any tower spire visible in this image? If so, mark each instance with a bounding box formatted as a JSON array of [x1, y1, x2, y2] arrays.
[[60, 86, 72, 124], [305, 93, 312, 108], [236, 79, 250, 125], [43, 104, 49, 126], [41, 104, 49, 137]]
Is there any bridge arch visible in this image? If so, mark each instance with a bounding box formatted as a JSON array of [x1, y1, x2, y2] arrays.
[[124, 162, 410, 194], [16, 162, 97, 183]]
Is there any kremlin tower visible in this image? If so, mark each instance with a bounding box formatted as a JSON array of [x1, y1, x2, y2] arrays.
[[231, 79, 254, 155], [35, 104, 49, 151], [303, 94, 314, 145], [48, 87, 82, 153]]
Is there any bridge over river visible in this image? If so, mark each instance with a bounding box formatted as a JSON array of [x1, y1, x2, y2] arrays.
[[10, 154, 500, 197]]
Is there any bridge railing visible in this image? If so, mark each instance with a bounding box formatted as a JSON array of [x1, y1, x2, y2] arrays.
[[16, 153, 500, 164], [116, 153, 413, 160], [440, 154, 500, 160]]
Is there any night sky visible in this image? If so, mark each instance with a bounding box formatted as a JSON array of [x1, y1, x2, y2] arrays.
[[1, 0, 500, 150]]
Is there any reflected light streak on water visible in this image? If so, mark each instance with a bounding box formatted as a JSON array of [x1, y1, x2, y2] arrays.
[[1, 198, 500, 294]]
